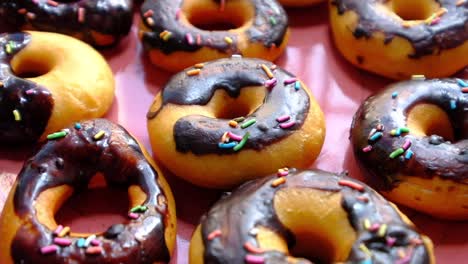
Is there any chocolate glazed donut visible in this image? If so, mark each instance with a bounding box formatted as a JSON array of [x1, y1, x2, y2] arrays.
[[0, 32, 53, 144], [0, 0, 133, 47], [190, 169, 434, 263], [0, 119, 176, 263], [350, 78, 468, 219]]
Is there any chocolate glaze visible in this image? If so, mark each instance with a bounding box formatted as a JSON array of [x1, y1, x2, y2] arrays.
[[140, 0, 288, 54], [0, 32, 53, 144], [0, 0, 133, 46], [200, 169, 431, 263], [350, 79, 468, 191], [331, 0, 468, 58], [10, 119, 170, 263], [147, 57, 310, 155]]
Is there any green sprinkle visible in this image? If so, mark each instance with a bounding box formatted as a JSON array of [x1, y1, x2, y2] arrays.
[[240, 119, 256, 129], [130, 205, 148, 213], [389, 148, 405, 159], [12, 109, 21, 121], [399, 127, 410, 133], [269, 17, 277, 25], [233, 116, 245, 123], [233, 132, 250, 152], [47, 131, 68, 140]]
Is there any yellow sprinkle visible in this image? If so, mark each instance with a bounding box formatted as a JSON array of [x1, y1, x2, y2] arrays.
[[363, 219, 371, 230], [411, 74, 426, 80], [229, 120, 238, 128], [224, 36, 233, 44], [402, 21, 413, 28], [425, 13, 437, 24], [261, 64, 274, 79], [13, 109, 21, 121], [162, 32, 172, 41], [398, 249, 406, 258], [58, 226, 70, 237], [436, 8, 448, 17], [194, 63, 205, 69], [271, 177, 286, 187], [378, 224, 387, 237], [359, 243, 372, 257], [93, 131, 105, 140], [146, 17, 155, 26], [187, 69, 201, 76]]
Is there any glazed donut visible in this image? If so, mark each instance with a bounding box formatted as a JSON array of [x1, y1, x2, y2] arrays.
[[147, 57, 325, 188], [0, 31, 114, 144], [279, 0, 325, 7], [190, 169, 435, 263], [0, 119, 177, 263], [350, 78, 468, 220], [139, 0, 290, 72], [0, 0, 133, 47], [329, 0, 468, 79]]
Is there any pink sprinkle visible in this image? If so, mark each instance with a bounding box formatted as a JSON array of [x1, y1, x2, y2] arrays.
[[53, 238, 72, 247], [78, 8, 85, 23], [32, 0, 39, 3], [283, 78, 297, 85], [277, 171, 288, 177], [128, 212, 139, 219], [25, 89, 34, 95], [54, 225, 64, 235], [386, 237, 397, 247], [431, 17, 441, 25], [402, 139, 412, 150], [264, 78, 277, 89], [91, 239, 101, 246], [245, 254, 265, 264], [186, 33, 194, 45], [143, 9, 154, 18], [362, 145, 373, 152], [47, 0, 58, 7], [369, 223, 380, 232], [227, 131, 243, 141], [175, 8, 182, 20], [276, 115, 290, 123], [41, 245, 58, 254], [196, 34, 202, 45], [279, 121, 296, 129]]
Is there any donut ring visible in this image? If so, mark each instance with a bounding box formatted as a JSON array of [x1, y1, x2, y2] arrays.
[[329, 0, 468, 79], [351, 78, 468, 220], [0, 0, 133, 47], [147, 57, 325, 188], [139, 0, 290, 72], [0, 119, 177, 263], [190, 169, 435, 263], [0, 31, 114, 144]]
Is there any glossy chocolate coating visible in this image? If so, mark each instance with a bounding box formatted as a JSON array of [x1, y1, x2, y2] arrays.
[[147, 57, 310, 155], [10, 119, 170, 263], [0, 0, 133, 46], [0, 32, 53, 144], [140, 0, 288, 54], [200, 169, 431, 263], [350, 79, 468, 191], [331, 0, 468, 58]]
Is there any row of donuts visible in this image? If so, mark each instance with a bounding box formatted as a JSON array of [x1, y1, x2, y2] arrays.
[[1, 0, 466, 78]]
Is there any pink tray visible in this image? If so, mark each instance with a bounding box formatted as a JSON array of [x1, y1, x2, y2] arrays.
[[1, 3, 467, 263]]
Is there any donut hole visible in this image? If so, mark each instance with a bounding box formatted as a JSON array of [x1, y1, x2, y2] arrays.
[[11, 54, 54, 78], [388, 0, 440, 21], [209, 86, 266, 119], [406, 103, 455, 141], [182, 0, 255, 31]]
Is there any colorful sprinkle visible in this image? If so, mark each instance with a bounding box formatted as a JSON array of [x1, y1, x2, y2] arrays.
[[271, 177, 286, 187], [221, 132, 229, 143], [363, 218, 371, 229], [362, 145, 373, 153], [47, 131, 67, 140], [233, 132, 250, 151], [218, 142, 237, 149], [146, 17, 155, 26], [405, 149, 414, 160], [430, 17, 441, 25], [207, 229, 222, 240], [13, 109, 21, 121], [392, 91, 398, 99], [245, 254, 265, 264], [450, 100, 457, 110], [74, 123, 82, 130], [261, 64, 274, 79], [357, 195, 369, 203], [58, 226, 70, 237], [462, 87, 468, 93], [390, 129, 401, 137], [264, 78, 277, 89], [224, 36, 233, 45], [4, 43, 12, 54], [241, 119, 256, 129], [400, 127, 410, 133], [0, 81, 3, 87], [53, 237, 72, 247], [187, 69, 201, 76], [54, 225, 64, 235], [128, 212, 139, 219], [279, 121, 296, 129], [91, 239, 101, 246], [86, 246, 103, 255], [425, 13, 438, 24], [277, 168, 289, 177], [161, 31, 172, 41], [186, 33, 194, 45], [18, 8, 27, 14], [402, 139, 412, 150], [244, 242, 265, 254], [233, 116, 245, 123], [338, 180, 365, 192], [369, 132, 382, 141], [93, 130, 105, 140], [378, 224, 388, 237], [269, 16, 277, 25], [368, 128, 377, 139], [130, 205, 148, 213], [196, 34, 202, 45], [47, 0, 59, 7], [143, 9, 154, 17], [457, 0, 466, 6], [457, 78, 468, 87], [360, 259, 372, 264], [78, 7, 85, 23], [376, 124, 384, 131], [231, 54, 242, 59], [276, 115, 290, 123], [77, 238, 86, 248], [194, 63, 204, 69], [41, 245, 58, 255], [369, 223, 381, 232], [283, 78, 297, 85], [436, 8, 448, 17], [389, 148, 405, 159], [227, 131, 243, 141], [411, 75, 426, 80], [359, 243, 372, 257], [229, 120, 238, 128], [386, 236, 397, 247], [294, 81, 301, 90], [175, 8, 182, 19]]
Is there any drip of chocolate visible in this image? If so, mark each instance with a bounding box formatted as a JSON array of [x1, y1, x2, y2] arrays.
[[200, 169, 431, 263], [147, 57, 310, 155], [351, 79, 468, 190], [10, 119, 170, 263], [0, 32, 53, 144], [331, 0, 468, 58], [140, 0, 288, 54]]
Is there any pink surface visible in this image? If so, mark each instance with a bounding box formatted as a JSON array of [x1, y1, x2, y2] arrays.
[[1, 3, 467, 263]]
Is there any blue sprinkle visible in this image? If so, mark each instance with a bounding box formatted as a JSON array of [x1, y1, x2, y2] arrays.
[[457, 78, 468, 87], [218, 142, 237, 149], [450, 100, 457, 110], [77, 238, 86, 248], [391, 91, 398, 99], [369, 132, 383, 141], [74, 123, 82, 130], [360, 258, 372, 264], [294, 81, 301, 91], [405, 149, 414, 160]]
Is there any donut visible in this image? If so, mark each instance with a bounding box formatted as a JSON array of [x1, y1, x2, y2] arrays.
[[350, 78, 468, 220], [139, 0, 290, 72], [147, 57, 325, 188], [279, 0, 325, 7], [0, 0, 133, 47], [190, 169, 435, 263], [329, 0, 468, 79], [0, 31, 114, 144], [0, 119, 177, 263]]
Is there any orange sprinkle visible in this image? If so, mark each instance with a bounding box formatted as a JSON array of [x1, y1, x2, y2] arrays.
[[261, 64, 274, 79], [187, 69, 201, 76], [229, 120, 238, 128], [18, 8, 27, 14], [207, 229, 222, 240], [146, 17, 155, 26], [78, 7, 85, 23], [271, 177, 286, 187], [338, 180, 365, 192], [194, 63, 205, 69], [244, 242, 264, 254]]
